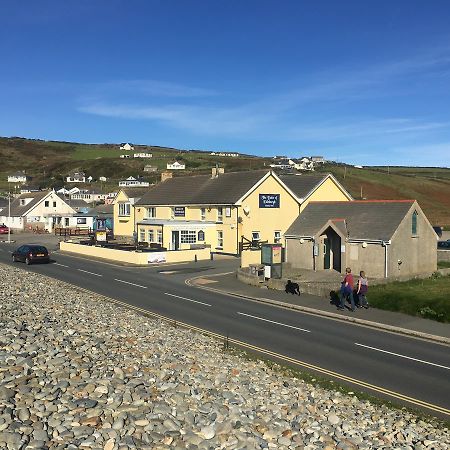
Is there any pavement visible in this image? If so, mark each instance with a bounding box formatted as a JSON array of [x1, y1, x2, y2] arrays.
[[189, 271, 450, 343]]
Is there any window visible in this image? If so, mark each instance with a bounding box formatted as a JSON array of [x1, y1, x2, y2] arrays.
[[157, 230, 163, 244], [119, 203, 131, 216], [217, 207, 223, 222], [148, 229, 154, 242], [201, 208, 206, 221], [412, 211, 418, 235], [217, 230, 223, 248], [53, 201, 57, 207], [139, 229, 145, 242], [45, 201, 49, 207], [147, 207, 156, 218], [274, 231, 281, 243], [77, 217, 87, 224], [198, 230, 205, 241], [225, 206, 232, 217], [180, 230, 197, 244], [252, 231, 260, 242]]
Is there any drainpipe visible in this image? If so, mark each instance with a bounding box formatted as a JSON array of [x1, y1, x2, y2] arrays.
[[382, 240, 391, 278]]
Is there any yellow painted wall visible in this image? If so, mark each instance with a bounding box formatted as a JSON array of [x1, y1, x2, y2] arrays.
[[113, 191, 136, 237], [239, 175, 300, 246], [60, 242, 211, 264], [241, 249, 262, 267], [300, 177, 350, 212]]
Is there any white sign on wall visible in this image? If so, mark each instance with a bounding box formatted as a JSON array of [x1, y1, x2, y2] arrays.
[[148, 252, 166, 263]]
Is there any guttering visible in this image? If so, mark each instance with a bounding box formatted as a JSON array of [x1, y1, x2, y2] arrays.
[[284, 235, 314, 240], [347, 238, 385, 245], [382, 240, 392, 278]]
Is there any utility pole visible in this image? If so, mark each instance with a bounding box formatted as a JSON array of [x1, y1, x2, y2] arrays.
[[360, 185, 363, 200]]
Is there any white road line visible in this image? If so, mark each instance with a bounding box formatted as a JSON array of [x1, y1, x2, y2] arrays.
[[55, 262, 70, 268], [164, 292, 211, 307], [237, 312, 310, 333], [77, 269, 102, 277], [114, 279, 147, 289], [355, 343, 450, 370]]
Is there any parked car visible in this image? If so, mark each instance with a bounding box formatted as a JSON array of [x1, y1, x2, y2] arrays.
[[11, 244, 50, 265], [437, 241, 450, 249], [0, 224, 10, 235]]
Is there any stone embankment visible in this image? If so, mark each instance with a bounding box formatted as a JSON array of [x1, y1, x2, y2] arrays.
[[0, 264, 448, 450]]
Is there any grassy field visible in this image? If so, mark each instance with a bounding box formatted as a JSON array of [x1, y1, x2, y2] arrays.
[[369, 274, 450, 322]]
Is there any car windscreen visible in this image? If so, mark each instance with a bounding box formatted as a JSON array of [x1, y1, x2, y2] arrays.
[[30, 246, 48, 254]]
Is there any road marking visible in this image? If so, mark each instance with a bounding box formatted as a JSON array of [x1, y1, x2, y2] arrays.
[[164, 292, 211, 307], [77, 269, 102, 277], [114, 279, 147, 289], [237, 312, 310, 333], [55, 262, 70, 268], [355, 343, 450, 371], [67, 285, 450, 418]]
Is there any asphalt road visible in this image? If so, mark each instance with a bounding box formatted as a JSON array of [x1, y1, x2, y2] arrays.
[[0, 242, 449, 419]]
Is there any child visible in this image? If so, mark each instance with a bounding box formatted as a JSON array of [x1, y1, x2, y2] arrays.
[[357, 270, 369, 308]]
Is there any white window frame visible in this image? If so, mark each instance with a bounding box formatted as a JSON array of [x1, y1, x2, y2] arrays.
[[180, 230, 197, 244], [217, 207, 223, 222], [252, 231, 260, 242], [148, 229, 154, 242], [201, 208, 206, 221], [225, 206, 232, 217], [274, 231, 281, 243], [119, 202, 131, 217], [217, 230, 223, 249], [157, 230, 163, 244], [147, 207, 156, 218], [139, 229, 145, 242]]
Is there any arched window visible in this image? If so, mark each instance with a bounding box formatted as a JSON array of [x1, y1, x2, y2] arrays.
[[412, 211, 418, 235]]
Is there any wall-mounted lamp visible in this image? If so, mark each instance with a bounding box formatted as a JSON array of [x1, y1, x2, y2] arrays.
[[362, 242, 367, 248], [299, 238, 305, 244]]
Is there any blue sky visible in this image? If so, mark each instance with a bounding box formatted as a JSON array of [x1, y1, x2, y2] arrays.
[[1, 1, 450, 167]]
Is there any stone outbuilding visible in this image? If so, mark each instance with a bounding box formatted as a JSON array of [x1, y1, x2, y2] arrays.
[[284, 200, 437, 278]]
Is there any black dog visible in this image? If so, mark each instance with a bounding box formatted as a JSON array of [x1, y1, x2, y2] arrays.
[[285, 279, 300, 295]]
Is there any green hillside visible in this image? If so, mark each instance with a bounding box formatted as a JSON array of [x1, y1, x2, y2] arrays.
[[1, 137, 449, 226]]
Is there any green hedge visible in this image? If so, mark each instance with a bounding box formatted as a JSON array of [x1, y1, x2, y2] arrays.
[[368, 274, 450, 322]]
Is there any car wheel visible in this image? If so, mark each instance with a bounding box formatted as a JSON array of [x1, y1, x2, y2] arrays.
[[25, 257, 31, 265]]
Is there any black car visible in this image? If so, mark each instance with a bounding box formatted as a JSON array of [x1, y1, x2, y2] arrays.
[[437, 241, 450, 249], [12, 244, 50, 265]]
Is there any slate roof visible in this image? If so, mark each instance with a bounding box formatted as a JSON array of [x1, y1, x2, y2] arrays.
[[136, 170, 271, 205], [120, 187, 152, 199], [88, 204, 114, 215], [279, 174, 332, 199], [285, 200, 415, 241], [8, 191, 50, 216]]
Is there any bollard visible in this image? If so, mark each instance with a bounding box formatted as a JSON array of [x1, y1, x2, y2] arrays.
[[194, 254, 197, 262], [210, 252, 214, 261]]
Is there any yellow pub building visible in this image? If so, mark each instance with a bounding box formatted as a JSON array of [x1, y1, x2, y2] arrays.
[[113, 168, 352, 257]]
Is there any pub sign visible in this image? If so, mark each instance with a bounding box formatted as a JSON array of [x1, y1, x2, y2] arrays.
[[174, 207, 186, 217], [259, 194, 280, 208]]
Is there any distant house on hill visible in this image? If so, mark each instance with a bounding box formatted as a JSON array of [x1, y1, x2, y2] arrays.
[[144, 165, 158, 172], [66, 171, 86, 183], [134, 152, 152, 158], [119, 143, 134, 151], [118, 176, 150, 187], [120, 154, 131, 159], [209, 152, 239, 157], [8, 171, 31, 184], [99, 176, 107, 182], [166, 161, 185, 170]]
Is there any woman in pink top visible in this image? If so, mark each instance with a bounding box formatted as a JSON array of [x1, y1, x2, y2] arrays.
[[338, 267, 355, 311]]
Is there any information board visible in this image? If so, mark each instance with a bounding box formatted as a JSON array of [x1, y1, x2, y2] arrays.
[[174, 207, 185, 217]]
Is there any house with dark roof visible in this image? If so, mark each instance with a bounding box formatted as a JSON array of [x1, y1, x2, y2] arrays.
[[284, 200, 437, 278], [7, 171, 31, 184], [0, 191, 76, 232], [130, 168, 351, 257]]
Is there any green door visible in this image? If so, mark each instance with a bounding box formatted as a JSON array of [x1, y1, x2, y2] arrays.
[[323, 238, 331, 270]]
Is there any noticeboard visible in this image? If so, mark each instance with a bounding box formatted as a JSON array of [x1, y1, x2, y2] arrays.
[[96, 231, 107, 242], [259, 194, 280, 208], [272, 246, 282, 264]]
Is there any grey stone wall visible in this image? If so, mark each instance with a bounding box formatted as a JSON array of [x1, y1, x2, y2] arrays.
[[285, 239, 314, 270]]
